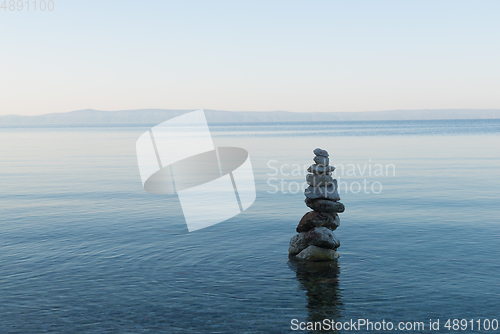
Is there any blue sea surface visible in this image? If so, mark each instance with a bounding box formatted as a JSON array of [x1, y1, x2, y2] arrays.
[[1, 119, 500, 333]]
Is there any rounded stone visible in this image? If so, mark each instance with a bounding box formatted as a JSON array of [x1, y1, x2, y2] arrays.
[[305, 198, 345, 213], [288, 232, 308, 256], [307, 164, 335, 175], [306, 174, 334, 187], [296, 245, 339, 261], [306, 227, 340, 249], [304, 184, 340, 201], [313, 155, 329, 167], [313, 148, 329, 158], [297, 211, 340, 232]]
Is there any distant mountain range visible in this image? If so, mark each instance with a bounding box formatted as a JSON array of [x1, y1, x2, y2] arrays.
[[1, 108, 499, 124]]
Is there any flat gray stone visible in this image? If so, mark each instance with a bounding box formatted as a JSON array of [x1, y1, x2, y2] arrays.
[[296, 245, 339, 261], [288, 232, 308, 256], [307, 164, 335, 175], [306, 174, 334, 187], [313, 148, 329, 158], [313, 155, 329, 166], [304, 183, 340, 201], [306, 227, 340, 249], [305, 198, 345, 213]]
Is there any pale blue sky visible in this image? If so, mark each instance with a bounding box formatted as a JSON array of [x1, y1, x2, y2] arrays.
[[1, 0, 499, 115]]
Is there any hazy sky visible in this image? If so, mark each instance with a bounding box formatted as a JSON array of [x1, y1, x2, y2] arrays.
[[1, 0, 499, 116]]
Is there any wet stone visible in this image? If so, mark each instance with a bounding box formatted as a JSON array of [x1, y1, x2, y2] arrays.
[[296, 245, 339, 261], [288, 232, 308, 256]]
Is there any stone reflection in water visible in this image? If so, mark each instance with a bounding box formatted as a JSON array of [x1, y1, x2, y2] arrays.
[[289, 257, 343, 332]]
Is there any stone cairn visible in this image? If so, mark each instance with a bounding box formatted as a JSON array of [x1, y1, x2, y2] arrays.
[[288, 148, 345, 261]]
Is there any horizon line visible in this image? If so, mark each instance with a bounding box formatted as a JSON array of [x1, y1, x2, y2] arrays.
[[3, 107, 500, 118]]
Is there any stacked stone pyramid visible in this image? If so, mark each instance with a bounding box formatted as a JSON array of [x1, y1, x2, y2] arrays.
[[288, 148, 345, 261]]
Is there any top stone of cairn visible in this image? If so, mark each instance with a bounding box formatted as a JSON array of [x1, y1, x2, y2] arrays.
[[313, 148, 329, 158]]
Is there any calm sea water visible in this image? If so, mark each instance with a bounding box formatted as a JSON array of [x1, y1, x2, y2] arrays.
[[1, 120, 500, 333]]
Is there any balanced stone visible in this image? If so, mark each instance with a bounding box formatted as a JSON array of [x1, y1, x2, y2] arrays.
[[296, 245, 339, 261], [289, 147, 345, 262], [313, 148, 329, 158], [288, 232, 308, 256], [323, 212, 340, 230], [308, 165, 335, 175], [305, 198, 345, 213], [306, 174, 334, 187], [297, 211, 340, 232], [313, 155, 329, 167], [304, 184, 340, 201], [306, 227, 340, 249]]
